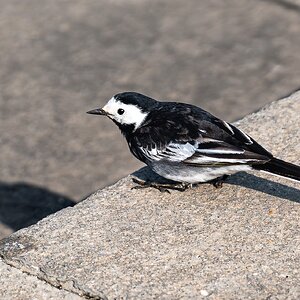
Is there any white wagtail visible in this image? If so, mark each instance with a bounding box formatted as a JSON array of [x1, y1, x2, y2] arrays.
[[87, 92, 300, 191]]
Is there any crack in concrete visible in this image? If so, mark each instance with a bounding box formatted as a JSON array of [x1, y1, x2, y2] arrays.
[[0, 234, 107, 299], [0, 254, 107, 300], [0, 258, 91, 299], [38, 266, 108, 300]]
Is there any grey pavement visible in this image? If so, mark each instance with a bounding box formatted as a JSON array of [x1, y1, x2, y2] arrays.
[[1, 1, 300, 235], [1, 93, 299, 299]]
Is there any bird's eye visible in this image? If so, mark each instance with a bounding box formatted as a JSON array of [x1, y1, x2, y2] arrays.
[[117, 108, 125, 115]]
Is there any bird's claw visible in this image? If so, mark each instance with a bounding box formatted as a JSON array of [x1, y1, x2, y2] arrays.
[[210, 175, 229, 189], [131, 178, 195, 193], [131, 178, 171, 193]]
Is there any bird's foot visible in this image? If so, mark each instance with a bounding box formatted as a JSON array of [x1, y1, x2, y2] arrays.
[[131, 178, 195, 193], [210, 175, 229, 188]]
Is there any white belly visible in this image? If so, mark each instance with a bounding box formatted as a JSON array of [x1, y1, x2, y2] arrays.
[[150, 161, 251, 183]]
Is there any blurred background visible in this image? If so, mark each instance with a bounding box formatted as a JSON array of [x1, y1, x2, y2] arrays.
[[1, 0, 300, 238]]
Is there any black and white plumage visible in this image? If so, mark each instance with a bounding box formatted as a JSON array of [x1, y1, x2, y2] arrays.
[[87, 92, 300, 187]]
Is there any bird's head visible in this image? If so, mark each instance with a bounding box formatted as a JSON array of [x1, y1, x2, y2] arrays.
[[87, 92, 158, 132]]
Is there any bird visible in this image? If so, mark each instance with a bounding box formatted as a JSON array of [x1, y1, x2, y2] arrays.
[[87, 92, 300, 192]]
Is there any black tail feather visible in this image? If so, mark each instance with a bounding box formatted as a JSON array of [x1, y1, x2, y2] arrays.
[[253, 158, 300, 181]]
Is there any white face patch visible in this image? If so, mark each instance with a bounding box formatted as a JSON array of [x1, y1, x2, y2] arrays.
[[102, 97, 148, 130]]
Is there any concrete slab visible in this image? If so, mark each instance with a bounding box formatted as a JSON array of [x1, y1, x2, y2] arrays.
[[1, 92, 299, 299], [0, 259, 83, 300]]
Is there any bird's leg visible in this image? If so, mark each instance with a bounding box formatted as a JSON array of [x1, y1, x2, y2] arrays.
[[131, 178, 195, 193], [131, 178, 170, 193], [210, 175, 229, 188]]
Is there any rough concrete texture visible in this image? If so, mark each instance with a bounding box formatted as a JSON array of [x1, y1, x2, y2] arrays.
[[0, 259, 83, 300], [1, 0, 300, 209], [1, 92, 299, 299]]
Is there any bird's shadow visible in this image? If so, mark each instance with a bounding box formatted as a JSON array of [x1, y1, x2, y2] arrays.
[[227, 172, 300, 203], [132, 167, 300, 203], [0, 182, 75, 235]]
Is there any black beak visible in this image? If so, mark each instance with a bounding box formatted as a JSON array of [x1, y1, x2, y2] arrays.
[[86, 108, 107, 116]]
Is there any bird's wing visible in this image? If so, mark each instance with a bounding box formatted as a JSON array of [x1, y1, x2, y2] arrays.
[[210, 118, 272, 157], [138, 138, 269, 166], [133, 102, 272, 165], [183, 138, 269, 166]]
